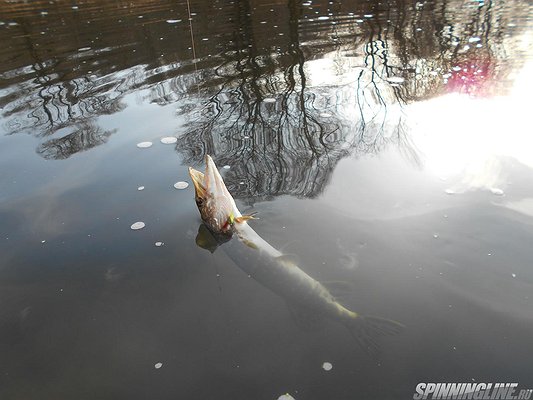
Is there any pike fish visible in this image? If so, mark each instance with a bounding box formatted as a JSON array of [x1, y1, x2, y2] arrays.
[[189, 155, 403, 354]]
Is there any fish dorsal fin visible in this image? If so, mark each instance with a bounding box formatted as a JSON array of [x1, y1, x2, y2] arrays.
[[286, 301, 326, 332], [321, 281, 355, 299]]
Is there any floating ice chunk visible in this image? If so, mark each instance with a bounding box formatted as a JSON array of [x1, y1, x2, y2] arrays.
[[131, 222, 145, 230], [160, 136, 177, 144], [166, 19, 181, 23], [137, 186, 145, 191], [386, 76, 404, 84], [174, 181, 189, 190], [131, 221, 146, 231], [322, 362, 333, 371], [263, 97, 276, 103], [154, 362, 163, 369], [155, 242, 164, 247], [136, 141, 152, 148], [277, 394, 295, 400], [490, 188, 504, 196]]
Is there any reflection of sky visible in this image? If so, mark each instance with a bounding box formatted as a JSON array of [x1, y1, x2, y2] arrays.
[[410, 60, 533, 195]]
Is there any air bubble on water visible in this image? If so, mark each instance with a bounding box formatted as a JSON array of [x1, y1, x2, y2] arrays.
[[174, 181, 189, 190], [137, 186, 145, 191], [490, 188, 504, 196], [155, 242, 164, 247], [263, 97, 276, 103], [322, 362, 333, 371], [160, 136, 177, 144], [136, 141, 152, 148], [154, 362, 163, 369], [166, 19, 181, 23], [130, 222, 145, 230], [386, 76, 404, 84]]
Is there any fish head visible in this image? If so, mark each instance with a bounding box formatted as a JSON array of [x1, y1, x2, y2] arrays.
[[189, 155, 240, 236]]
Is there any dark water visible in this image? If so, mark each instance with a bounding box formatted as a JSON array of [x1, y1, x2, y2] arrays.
[[1, 0, 533, 399]]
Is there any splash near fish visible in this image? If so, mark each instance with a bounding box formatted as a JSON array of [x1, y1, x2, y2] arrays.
[[189, 155, 403, 355]]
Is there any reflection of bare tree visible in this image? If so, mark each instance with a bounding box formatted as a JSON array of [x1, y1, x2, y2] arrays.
[[174, 0, 420, 202], [0, 0, 528, 164], [36, 121, 117, 160]]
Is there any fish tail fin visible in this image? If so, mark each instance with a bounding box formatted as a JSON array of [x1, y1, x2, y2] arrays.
[[346, 315, 404, 357]]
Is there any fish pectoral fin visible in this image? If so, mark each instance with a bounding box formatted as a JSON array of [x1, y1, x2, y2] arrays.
[[286, 301, 326, 332], [321, 280, 355, 298], [234, 212, 258, 224]]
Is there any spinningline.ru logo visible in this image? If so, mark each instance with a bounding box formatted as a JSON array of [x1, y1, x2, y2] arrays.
[[413, 383, 532, 400]]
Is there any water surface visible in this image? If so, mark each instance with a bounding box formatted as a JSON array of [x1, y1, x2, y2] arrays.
[[1, 0, 533, 399]]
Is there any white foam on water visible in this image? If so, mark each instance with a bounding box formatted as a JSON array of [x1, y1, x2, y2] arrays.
[[136, 142, 152, 148]]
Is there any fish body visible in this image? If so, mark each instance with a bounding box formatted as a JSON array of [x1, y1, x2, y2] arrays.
[[190, 155, 403, 354]]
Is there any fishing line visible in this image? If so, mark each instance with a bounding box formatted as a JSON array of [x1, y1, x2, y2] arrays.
[[186, 0, 200, 93]]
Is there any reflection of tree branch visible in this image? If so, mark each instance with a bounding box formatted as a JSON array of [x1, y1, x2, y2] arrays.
[[36, 121, 117, 160]]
